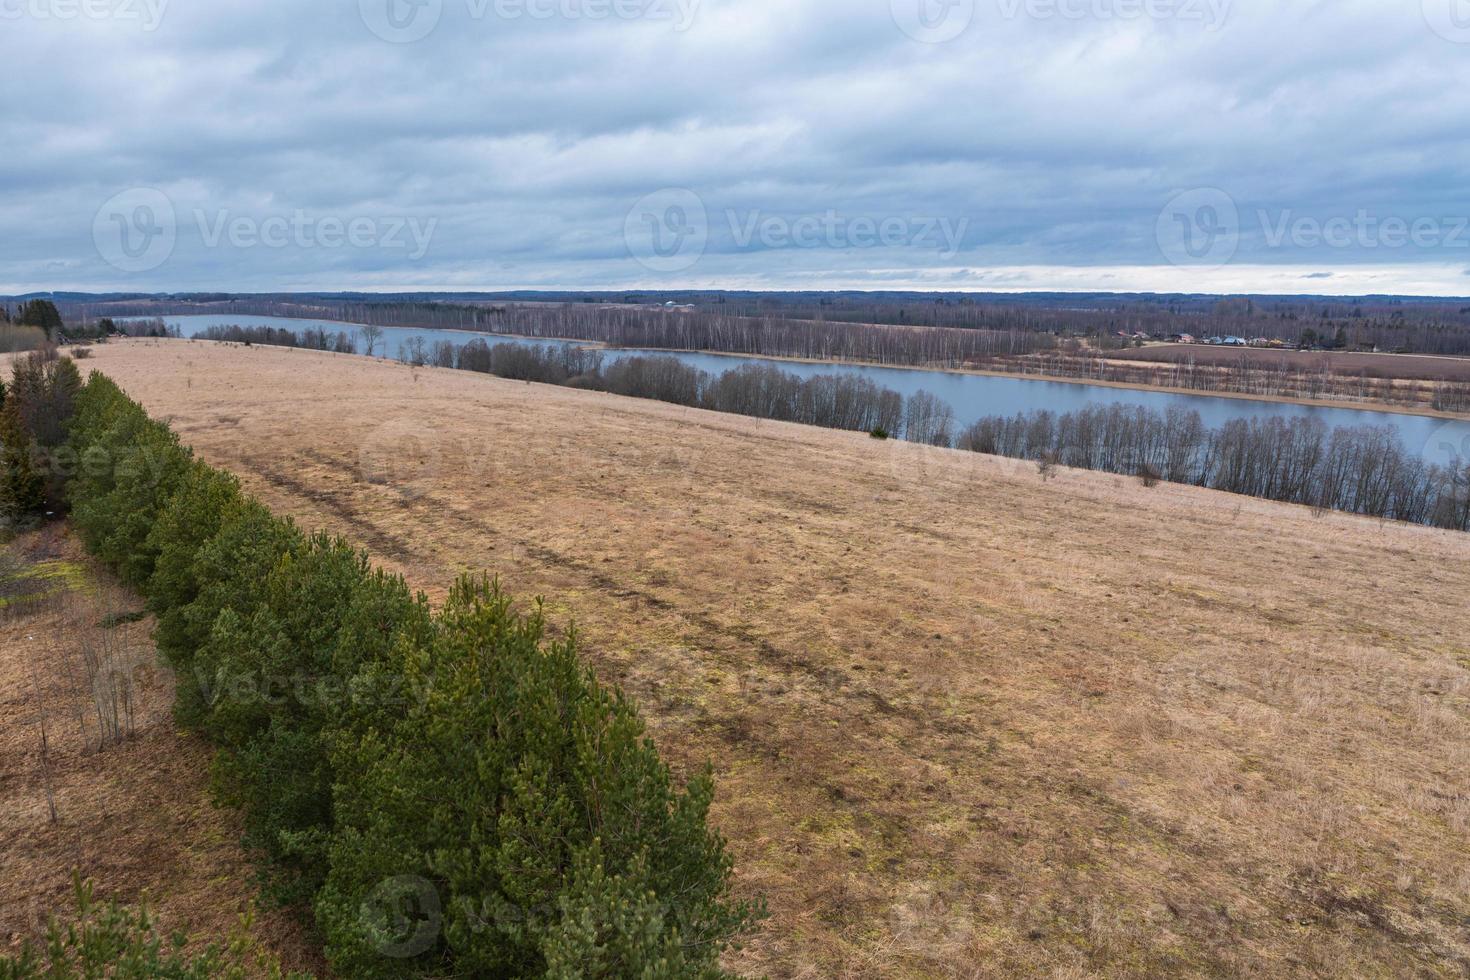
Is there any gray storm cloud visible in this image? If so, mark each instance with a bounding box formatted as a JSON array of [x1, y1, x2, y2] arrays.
[[3, 0, 1469, 294]]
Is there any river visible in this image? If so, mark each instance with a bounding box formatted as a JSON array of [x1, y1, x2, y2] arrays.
[[127, 314, 1470, 467]]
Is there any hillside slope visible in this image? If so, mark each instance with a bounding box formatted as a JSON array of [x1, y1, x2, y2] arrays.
[[0, 524, 322, 974], [70, 339, 1470, 977]]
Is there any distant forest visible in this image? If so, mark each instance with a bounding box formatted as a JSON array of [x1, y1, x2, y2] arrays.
[[32, 290, 1470, 358]]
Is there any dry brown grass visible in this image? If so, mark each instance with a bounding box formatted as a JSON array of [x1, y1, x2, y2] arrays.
[[41, 339, 1470, 977], [1108, 344, 1470, 381], [0, 523, 323, 976]]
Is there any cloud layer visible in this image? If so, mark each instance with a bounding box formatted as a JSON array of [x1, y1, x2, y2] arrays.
[[5, 0, 1470, 294]]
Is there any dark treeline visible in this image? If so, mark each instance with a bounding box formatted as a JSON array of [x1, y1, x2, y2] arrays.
[[58, 297, 1055, 364], [110, 316, 180, 338], [386, 303, 1054, 366], [54, 291, 1470, 357], [139, 300, 1470, 412], [400, 336, 950, 443], [1436, 383, 1470, 413], [980, 348, 1470, 412], [766, 298, 1470, 356], [958, 405, 1470, 530], [199, 321, 354, 352]]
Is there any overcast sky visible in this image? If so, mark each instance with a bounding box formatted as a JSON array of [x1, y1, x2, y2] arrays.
[[4, 0, 1470, 295]]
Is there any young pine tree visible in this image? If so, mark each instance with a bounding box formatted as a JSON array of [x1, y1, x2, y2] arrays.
[[316, 576, 761, 979], [66, 375, 191, 587], [204, 533, 432, 905], [0, 400, 45, 529], [16, 299, 64, 341]]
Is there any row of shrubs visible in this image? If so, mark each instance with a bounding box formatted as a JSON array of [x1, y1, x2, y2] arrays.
[[402, 336, 960, 445], [0, 877, 309, 980], [5, 362, 759, 977]]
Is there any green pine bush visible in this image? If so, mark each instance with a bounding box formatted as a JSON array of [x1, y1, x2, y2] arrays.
[[67, 374, 191, 587], [51, 372, 762, 976], [0, 877, 310, 980], [204, 533, 432, 904], [0, 401, 45, 530], [170, 497, 304, 728], [146, 459, 248, 667], [316, 575, 762, 979]]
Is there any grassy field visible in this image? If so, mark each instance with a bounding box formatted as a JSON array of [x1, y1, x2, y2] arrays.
[[0, 523, 323, 974], [38, 338, 1470, 977]]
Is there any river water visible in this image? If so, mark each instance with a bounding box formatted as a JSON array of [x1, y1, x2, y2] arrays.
[[132, 314, 1470, 467]]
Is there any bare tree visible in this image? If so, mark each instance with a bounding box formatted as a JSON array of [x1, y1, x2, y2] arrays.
[[903, 390, 955, 447], [360, 324, 384, 357], [957, 404, 1465, 529]]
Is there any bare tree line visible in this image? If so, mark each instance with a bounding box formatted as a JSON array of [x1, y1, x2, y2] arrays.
[[171, 315, 1470, 415], [103, 318, 180, 339], [174, 312, 1470, 413], [958, 405, 1470, 530], [407, 333, 1469, 529], [182, 306, 1051, 367], [398, 336, 955, 442], [172, 319, 1470, 529], [1434, 383, 1470, 413], [482, 306, 1056, 366], [198, 322, 354, 352], [58, 291, 1470, 355], [270, 300, 1052, 366], [677, 295, 1470, 355], [979, 350, 1470, 411], [1, 324, 48, 354]]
